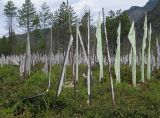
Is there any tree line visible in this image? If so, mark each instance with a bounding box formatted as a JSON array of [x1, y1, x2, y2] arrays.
[[1, 0, 131, 55]]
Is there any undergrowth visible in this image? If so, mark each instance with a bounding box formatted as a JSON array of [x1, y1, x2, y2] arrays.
[[0, 64, 160, 117]]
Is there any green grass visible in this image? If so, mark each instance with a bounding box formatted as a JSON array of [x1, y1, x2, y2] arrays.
[[0, 64, 160, 117]]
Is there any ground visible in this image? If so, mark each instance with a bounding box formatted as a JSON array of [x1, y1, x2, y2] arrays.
[[0, 64, 160, 118]]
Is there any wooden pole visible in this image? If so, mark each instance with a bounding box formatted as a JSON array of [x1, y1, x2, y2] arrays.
[[76, 20, 79, 81], [68, 0, 77, 109], [102, 8, 116, 108]]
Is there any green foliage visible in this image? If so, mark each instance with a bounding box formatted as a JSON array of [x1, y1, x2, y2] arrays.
[[32, 14, 40, 30], [52, 2, 77, 52], [106, 10, 131, 54], [31, 29, 46, 53], [80, 11, 96, 52], [18, 0, 36, 32], [14, 37, 26, 54], [4, 1, 17, 17], [0, 35, 26, 55], [4, 0, 17, 38], [1, 65, 160, 117], [39, 2, 53, 29], [0, 36, 11, 55]]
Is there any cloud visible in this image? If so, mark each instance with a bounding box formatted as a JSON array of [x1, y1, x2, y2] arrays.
[[0, 0, 148, 37]]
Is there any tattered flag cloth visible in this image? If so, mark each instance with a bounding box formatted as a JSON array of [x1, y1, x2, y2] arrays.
[[20, 55, 25, 76], [129, 49, 132, 66], [147, 23, 152, 80], [57, 35, 74, 96], [25, 32, 31, 75], [46, 27, 53, 92], [42, 56, 48, 74], [96, 14, 103, 82], [128, 21, 136, 87], [141, 13, 147, 83], [156, 38, 160, 69], [114, 22, 121, 83]]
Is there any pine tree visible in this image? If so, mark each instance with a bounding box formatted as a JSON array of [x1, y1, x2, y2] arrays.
[[80, 11, 90, 50], [4, 1, 17, 38], [53, 2, 77, 52], [39, 2, 53, 29], [56, 2, 77, 27], [18, 0, 36, 76], [33, 14, 40, 30], [18, 0, 36, 32]]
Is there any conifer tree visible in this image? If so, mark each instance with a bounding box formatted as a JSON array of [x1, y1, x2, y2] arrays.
[[4, 1, 17, 38], [18, 0, 36, 32], [33, 14, 40, 30], [39, 2, 53, 29], [18, 0, 36, 76], [53, 2, 77, 51]]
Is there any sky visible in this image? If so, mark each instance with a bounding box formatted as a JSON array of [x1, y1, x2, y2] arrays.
[[0, 0, 148, 37]]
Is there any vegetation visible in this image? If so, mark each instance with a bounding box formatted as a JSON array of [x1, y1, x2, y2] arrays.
[[106, 10, 131, 54], [1, 0, 132, 55], [4, 1, 17, 39], [39, 2, 53, 29], [0, 65, 160, 117], [18, 0, 36, 32], [1, 0, 160, 118]]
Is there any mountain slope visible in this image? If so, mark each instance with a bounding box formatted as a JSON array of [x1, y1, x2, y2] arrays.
[[127, 0, 158, 22], [135, 0, 160, 39], [147, 0, 160, 35]]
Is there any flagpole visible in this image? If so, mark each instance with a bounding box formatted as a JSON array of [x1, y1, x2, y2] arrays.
[[102, 8, 116, 108], [76, 20, 79, 81]]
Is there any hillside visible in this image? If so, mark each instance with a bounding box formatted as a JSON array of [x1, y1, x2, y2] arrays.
[[148, 1, 160, 36], [127, 0, 158, 22], [135, 0, 160, 40]]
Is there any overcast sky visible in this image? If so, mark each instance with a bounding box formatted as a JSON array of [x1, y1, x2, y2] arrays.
[[0, 0, 148, 37]]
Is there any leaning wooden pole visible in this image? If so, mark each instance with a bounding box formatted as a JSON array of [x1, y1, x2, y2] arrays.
[[53, 35, 74, 109], [102, 8, 116, 108], [68, 0, 77, 105]]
